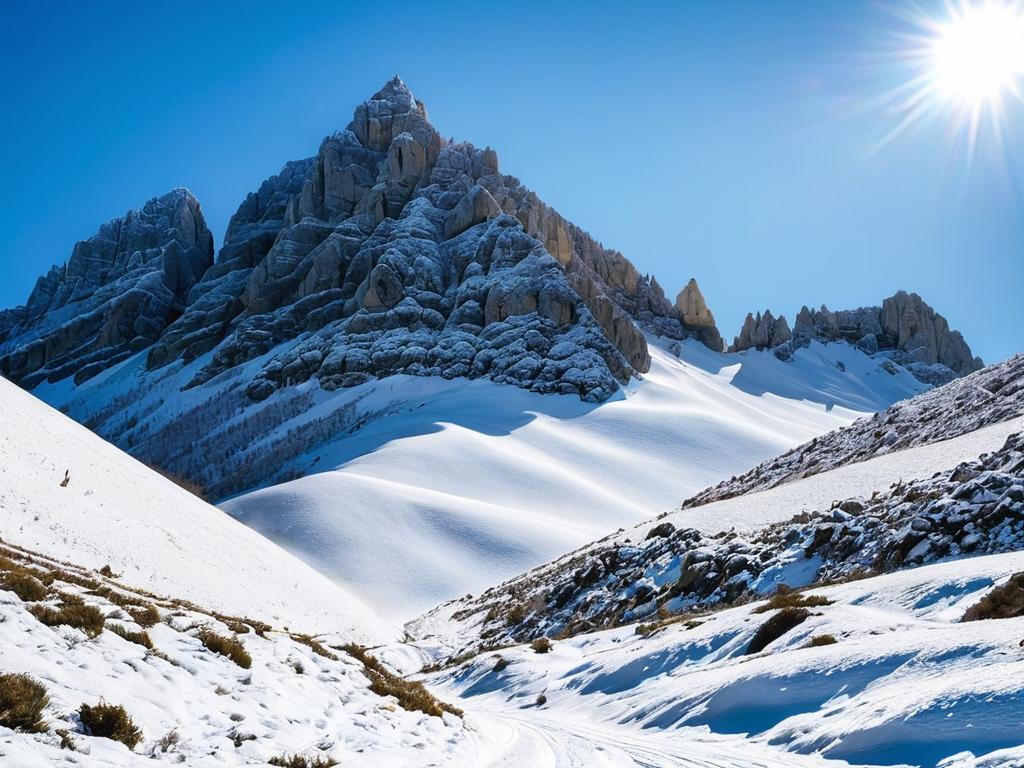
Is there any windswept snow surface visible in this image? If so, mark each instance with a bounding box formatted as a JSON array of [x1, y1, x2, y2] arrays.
[[0, 376, 393, 642], [428, 551, 1024, 768], [223, 339, 926, 619]]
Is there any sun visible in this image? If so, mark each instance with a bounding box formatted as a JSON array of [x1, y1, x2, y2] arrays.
[[928, 1, 1024, 109]]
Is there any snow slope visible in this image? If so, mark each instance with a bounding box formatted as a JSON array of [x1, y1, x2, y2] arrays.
[[0, 545, 473, 767], [428, 551, 1024, 768], [223, 338, 926, 620], [0, 375, 393, 642]]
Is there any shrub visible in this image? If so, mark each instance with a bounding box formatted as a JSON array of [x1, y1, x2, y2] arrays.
[[492, 656, 509, 673], [1, 572, 48, 602], [0, 673, 49, 732], [342, 644, 462, 718], [127, 604, 160, 627], [962, 573, 1024, 622], [530, 637, 552, 654], [78, 701, 142, 749], [99, 565, 115, 578], [806, 634, 838, 647], [536, 693, 547, 707], [267, 754, 338, 768], [746, 607, 810, 654], [753, 590, 832, 614], [30, 599, 105, 638], [291, 634, 339, 661], [109, 624, 153, 649], [197, 629, 251, 669]]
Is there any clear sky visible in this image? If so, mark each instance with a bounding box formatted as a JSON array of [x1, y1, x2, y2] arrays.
[[1, 0, 1021, 363]]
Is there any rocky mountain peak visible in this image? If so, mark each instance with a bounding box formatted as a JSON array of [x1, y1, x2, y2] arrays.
[[730, 291, 982, 385], [730, 309, 791, 353], [674, 278, 724, 351], [0, 188, 213, 387]]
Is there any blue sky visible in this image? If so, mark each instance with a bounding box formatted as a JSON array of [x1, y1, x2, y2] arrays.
[[1, 0, 1020, 363]]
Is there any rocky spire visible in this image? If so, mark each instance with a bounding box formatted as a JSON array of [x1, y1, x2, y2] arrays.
[[730, 310, 792, 352], [675, 278, 724, 351], [0, 189, 214, 387]]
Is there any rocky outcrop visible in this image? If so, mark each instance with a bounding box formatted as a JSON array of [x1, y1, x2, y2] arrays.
[[138, 77, 721, 402], [730, 309, 791, 353], [728, 292, 982, 385], [0, 189, 213, 386], [675, 278, 724, 351]]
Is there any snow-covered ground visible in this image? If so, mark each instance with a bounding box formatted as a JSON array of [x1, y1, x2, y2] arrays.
[[427, 550, 1024, 768], [223, 339, 925, 619], [0, 375, 393, 642]]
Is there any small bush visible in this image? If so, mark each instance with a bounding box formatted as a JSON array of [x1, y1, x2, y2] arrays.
[[127, 604, 160, 627], [267, 754, 338, 768], [0, 673, 49, 732], [30, 599, 105, 638], [806, 634, 838, 647], [536, 693, 547, 707], [109, 624, 153, 649], [530, 637, 552, 654], [99, 565, 115, 578], [1, 572, 48, 602], [197, 629, 251, 669], [151, 728, 179, 755], [962, 573, 1024, 622], [492, 656, 509, 673], [746, 607, 810, 654], [78, 701, 142, 749], [753, 590, 832, 614]]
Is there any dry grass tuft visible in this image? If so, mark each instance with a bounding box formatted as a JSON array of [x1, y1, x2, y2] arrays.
[[530, 637, 552, 654], [109, 623, 153, 649], [805, 634, 838, 647], [752, 589, 832, 614], [962, 573, 1024, 622], [342, 644, 463, 718], [746, 607, 811, 654], [267, 754, 338, 768], [0, 673, 49, 733], [30, 597, 105, 638], [78, 700, 142, 749], [197, 628, 252, 669], [1, 572, 48, 602]]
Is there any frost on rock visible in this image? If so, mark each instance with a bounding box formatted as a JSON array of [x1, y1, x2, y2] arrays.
[[685, 353, 1024, 508], [0, 189, 214, 387], [418, 425, 1024, 659]]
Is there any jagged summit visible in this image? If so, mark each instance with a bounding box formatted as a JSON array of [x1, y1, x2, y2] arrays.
[[0, 188, 213, 387], [675, 278, 723, 351], [728, 290, 982, 385]]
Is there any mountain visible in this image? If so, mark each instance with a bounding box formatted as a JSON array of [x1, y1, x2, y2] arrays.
[[729, 291, 983, 385], [0, 76, 984, 621], [0, 189, 213, 388]]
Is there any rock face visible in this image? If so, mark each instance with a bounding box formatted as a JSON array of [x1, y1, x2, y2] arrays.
[[674, 278, 724, 351], [0, 189, 213, 387], [729, 292, 982, 385], [729, 309, 791, 353], [133, 78, 718, 403]]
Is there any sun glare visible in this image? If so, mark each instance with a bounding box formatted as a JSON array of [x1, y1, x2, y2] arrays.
[[929, 2, 1024, 108], [872, 0, 1024, 159]]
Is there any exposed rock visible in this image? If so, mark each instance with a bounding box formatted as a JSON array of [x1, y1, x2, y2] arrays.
[[0, 189, 214, 386], [790, 293, 982, 384], [730, 310, 791, 352], [728, 292, 982, 386], [675, 278, 724, 351]]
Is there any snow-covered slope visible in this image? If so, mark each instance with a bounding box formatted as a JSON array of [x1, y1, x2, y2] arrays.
[[427, 551, 1024, 768], [222, 338, 926, 619], [0, 541, 472, 767], [0, 375, 393, 642]]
